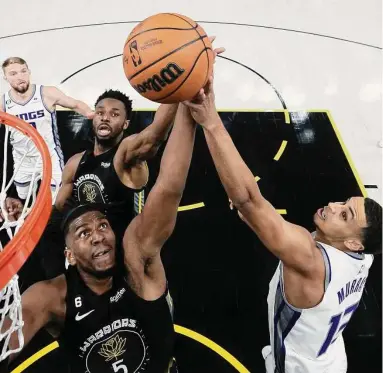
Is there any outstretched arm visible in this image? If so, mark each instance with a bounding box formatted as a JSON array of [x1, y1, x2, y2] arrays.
[[43, 86, 94, 119], [185, 79, 318, 275], [123, 104, 196, 282], [114, 103, 178, 167], [1, 277, 65, 365]]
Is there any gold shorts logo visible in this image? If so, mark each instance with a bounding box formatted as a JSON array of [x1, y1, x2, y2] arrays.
[[134, 63, 185, 93]]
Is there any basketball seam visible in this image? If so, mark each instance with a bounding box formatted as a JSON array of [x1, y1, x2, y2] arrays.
[[193, 23, 211, 87], [125, 25, 198, 46], [127, 35, 207, 81], [168, 15, 211, 87], [156, 47, 212, 102], [166, 13, 197, 27]]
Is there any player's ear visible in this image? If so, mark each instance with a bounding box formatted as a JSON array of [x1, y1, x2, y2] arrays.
[[344, 239, 364, 252], [123, 119, 130, 130], [65, 247, 76, 266]]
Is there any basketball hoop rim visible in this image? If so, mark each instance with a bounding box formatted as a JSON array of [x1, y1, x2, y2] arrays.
[[0, 112, 52, 290]]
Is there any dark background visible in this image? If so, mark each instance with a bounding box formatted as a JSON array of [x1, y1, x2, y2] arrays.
[[2, 110, 381, 372]]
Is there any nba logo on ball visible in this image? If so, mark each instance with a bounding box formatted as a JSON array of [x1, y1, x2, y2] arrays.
[[123, 13, 214, 104], [129, 40, 142, 67]]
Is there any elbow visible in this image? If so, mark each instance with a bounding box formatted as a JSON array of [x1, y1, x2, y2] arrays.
[[231, 184, 262, 211], [71, 100, 81, 111], [231, 190, 254, 211], [232, 196, 251, 211], [162, 185, 184, 201], [156, 180, 184, 201]]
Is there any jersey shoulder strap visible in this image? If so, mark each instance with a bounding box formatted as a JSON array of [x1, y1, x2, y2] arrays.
[[73, 150, 93, 179]]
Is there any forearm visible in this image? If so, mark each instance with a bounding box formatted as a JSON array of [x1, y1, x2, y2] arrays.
[[148, 103, 178, 142], [128, 104, 196, 257], [46, 85, 93, 118], [72, 100, 93, 118], [157, 104, 196, 194], [121, 104, 178, 164], [203, 118, 263, 207]]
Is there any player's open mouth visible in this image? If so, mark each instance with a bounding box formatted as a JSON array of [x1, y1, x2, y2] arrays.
[[93, 248, 112, 259], [317, 208, 326, 220], [97, 125, 112, 136]]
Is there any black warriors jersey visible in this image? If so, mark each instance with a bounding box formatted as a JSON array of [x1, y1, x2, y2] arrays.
[[59, 266, 175, 373], [72, 145, 145, 238]]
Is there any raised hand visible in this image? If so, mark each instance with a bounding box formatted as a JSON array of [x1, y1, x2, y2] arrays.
[[183, 76, 219, 127], [209, 36, 226, 63], [0, 197, 24, 222]]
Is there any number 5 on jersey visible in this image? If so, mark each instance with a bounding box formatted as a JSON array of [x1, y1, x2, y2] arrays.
[[112, 359, 128, 373], [317, 301, 359, 357]]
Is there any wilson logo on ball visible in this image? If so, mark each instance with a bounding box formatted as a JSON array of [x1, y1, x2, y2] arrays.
[[133, 63, 185, 93]]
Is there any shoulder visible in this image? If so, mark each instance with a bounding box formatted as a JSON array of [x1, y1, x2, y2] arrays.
[[42, 85, 60, 97], [46, 274, 67, 320], [27, 274, 66, 292], [41, 86, 64, 109], [23, 274, 67, 311], [42, 274, 67, 298], [61, 151, 86, 183], [66, 151, 86, 170], [69, 150, 86, 162]]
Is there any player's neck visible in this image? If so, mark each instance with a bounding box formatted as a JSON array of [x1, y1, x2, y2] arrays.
[[315, 230, 345, 251], [94, 134, 123, 155], [94, 142, 112, 156], [314, 230, 330, 245], [10, 84, 34, 102], [80, 271, 113, 295]]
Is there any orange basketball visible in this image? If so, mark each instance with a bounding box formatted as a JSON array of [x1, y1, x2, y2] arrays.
[[123, 13, 214, 104]]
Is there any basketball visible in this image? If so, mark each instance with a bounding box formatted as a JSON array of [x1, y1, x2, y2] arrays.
[[123, 13, 214, 104]]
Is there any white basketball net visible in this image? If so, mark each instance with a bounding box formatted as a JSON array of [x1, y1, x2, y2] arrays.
[[0, 123, 55, 361]]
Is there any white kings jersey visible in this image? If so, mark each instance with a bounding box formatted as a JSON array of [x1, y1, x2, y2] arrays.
[[267, 242, 373, 373], [2, 84, 64, 195]]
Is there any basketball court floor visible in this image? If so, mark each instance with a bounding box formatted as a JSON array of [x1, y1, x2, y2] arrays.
[[1, 1, 382, 372]]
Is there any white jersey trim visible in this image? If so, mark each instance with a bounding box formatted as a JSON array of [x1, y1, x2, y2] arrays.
[[40, 85, 54, 114], [279, 243, 332, 313], [8, 84, 37, 106]]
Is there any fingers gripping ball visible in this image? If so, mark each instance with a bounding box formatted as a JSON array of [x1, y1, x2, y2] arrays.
[[123, 13, 214, 104]]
